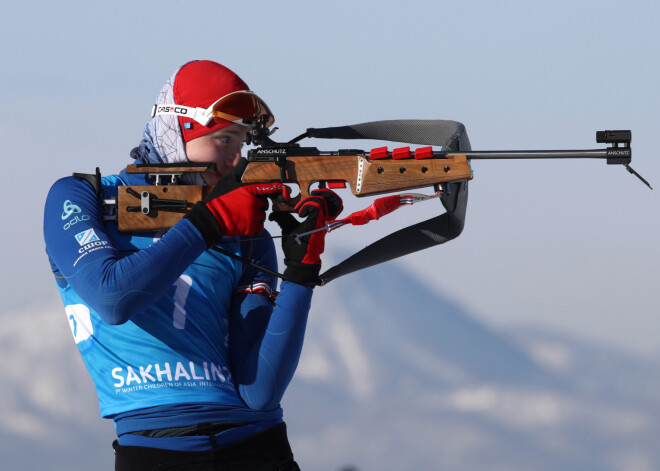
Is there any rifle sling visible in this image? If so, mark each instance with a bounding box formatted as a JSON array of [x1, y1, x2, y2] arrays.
[[319, 180, 467, 285], [307, 119, 472, 286]]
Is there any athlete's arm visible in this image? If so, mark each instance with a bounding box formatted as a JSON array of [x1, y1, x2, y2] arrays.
[[229, 236, 313, 411], [44, 176, 208, 325]]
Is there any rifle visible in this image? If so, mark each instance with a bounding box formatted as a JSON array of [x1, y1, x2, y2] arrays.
[[115, 149, 472, 231], [86, 119, 650, 285]]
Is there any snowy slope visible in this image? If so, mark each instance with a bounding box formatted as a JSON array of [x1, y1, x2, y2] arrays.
[[2, 265, 660, 471]]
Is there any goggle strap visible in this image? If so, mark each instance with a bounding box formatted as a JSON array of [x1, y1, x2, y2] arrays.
[[151, 90, 269, 128], [151, 104, 212, 125]]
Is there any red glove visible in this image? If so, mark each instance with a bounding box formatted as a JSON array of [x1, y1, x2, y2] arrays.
[[269, 188, 343, 285], [185, 158, 290, 245]]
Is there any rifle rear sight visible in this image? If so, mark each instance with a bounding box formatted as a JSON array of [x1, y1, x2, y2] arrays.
[[245, 114, 281, 148]]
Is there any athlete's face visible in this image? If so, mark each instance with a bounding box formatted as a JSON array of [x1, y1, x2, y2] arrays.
[[185, 124, 249, 185]]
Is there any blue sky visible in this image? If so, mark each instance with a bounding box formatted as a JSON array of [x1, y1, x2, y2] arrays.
[[2, 0, 658, 354]]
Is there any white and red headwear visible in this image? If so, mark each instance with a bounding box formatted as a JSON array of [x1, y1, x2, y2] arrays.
[[142, 60, 272, 166]]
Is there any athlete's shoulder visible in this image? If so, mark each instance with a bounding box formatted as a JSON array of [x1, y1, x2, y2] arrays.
[[44, 171, 121, 237], [45, 176, 98, 222]]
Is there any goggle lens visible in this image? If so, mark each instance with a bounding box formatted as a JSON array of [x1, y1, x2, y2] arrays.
[[211, 92, 271, 125]]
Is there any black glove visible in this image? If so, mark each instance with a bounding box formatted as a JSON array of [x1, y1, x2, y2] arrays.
[[185, 158, 290, 246], [269, 188, 343, 286]]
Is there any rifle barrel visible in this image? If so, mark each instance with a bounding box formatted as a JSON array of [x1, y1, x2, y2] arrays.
[[459, 149, 608, 160]]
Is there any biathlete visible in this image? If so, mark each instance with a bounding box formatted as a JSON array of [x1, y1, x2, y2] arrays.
[[43, 60, 342, 470]]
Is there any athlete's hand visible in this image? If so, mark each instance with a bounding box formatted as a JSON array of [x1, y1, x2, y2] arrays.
[[185, 158, 290, 246], [269, 188, 343, 286]]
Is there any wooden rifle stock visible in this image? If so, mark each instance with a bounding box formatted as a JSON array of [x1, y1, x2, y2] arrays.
[[113, 153, 473, 232], [241, 153, 472, 201]]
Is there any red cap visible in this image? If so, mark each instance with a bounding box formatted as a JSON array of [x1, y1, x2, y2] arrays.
[[173, 61, 250, 142]]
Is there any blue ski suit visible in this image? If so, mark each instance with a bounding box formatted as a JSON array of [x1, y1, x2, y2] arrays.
[[43, 168, 312, 451]]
